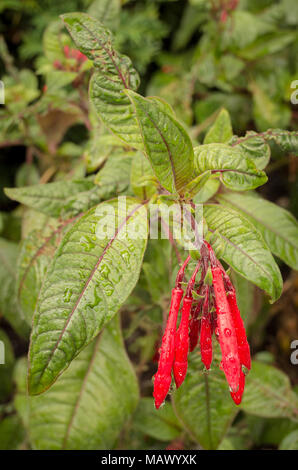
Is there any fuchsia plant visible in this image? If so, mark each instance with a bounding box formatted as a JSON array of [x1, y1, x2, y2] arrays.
[[1, 8, 298, 450]]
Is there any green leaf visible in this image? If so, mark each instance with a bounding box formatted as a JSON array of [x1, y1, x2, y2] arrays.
[[0, 415, 25, 450], [84, 125, 124, 173], [264, 129, 298, 155], [282, 0, 298, 25], [5, 178, 122, 219], [17, 317, 139, 450], [172, 348, 238, 450], [183, 171, 211, 198], [130, 152, 157, 201], [28, 197, 148, 395], [230, 270, 255, 328], [125, 90, 194, 194], [17, 219, 76, 324], [194, 144, 267, 191], [193, 178, 220, 204], [240, 361, 298, 421], [229, 131, 271, 170], [279, 430, 298, 450], [0, 238, 30, 338], [15, 162, 39, 187], [94, 152, 133, 192], [250, 81, 291, 131], [133, 398, 182, 442], [204, 204, 283, 302], [0, 329, 15, 402], [239, 31, 296, 61], [204, 108, 233, 144], [61, 13, 142, 149], [172, 2, 207, 51], [246, 415, 297, 448], [218, 192, 298, 270], [222, 11, 259, 49], [88, 0, 120, 30], [141, 238, 172, 303], [43, 20, 65, 62]]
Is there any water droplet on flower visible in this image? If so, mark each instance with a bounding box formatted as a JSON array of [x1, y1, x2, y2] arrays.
[[224, 328, 231, 337]]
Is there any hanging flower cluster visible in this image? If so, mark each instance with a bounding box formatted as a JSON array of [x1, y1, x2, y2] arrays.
[[153, 240, 251, 409]]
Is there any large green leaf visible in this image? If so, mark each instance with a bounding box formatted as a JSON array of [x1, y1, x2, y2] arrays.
[[28, 197, 148, 395], [194, 144, 267, 191], [5, 178, 118, 219], [61, 13, 142, 149], [218, 192, 298, 270], [240, 361, 298, 422], [126, 90, 194, 194], [0, 238, 30, 338], [204, 204, 283, 302], [16, 317, 139, 450], [172, 347, 238, 450]]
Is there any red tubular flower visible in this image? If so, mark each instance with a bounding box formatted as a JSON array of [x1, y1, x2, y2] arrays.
[[211, 264, 241, 393], [153, 287, 183, 409], [173, 262, 201, 389], [230, 369, 245, 405], [200, 286, 213, 370], [173, 296, 193, 388], [153, 256, 190, 409], [220, 268, 251, 371]]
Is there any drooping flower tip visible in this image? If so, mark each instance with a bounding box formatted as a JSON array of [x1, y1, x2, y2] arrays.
[[230, 370, 245, 405], [173, 362, 187, 389], [153, 373, 171, 410]]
